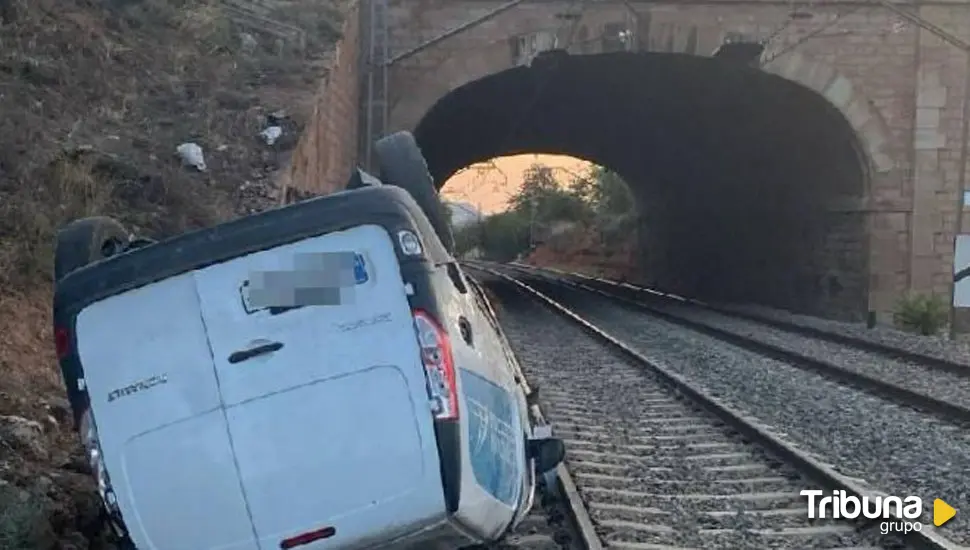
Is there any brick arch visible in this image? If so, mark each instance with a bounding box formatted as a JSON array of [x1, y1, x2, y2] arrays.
[[387, 38, 541, 135], [760, 50, 896, 177], [392, 43, 898, 181]]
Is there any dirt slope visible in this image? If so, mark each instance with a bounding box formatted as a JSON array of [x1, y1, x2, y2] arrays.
[[0, 0, 348, 547], [526, 223, 639, 281]]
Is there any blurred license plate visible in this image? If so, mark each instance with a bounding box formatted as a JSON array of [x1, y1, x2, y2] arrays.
[[239, 252, 369, 313]]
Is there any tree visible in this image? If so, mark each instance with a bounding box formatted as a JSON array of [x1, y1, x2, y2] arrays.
[[453, 223, 481, 256], [452, 161, 636, 261], [570, 166, 634, 218], [508, 163, 591, 224], [453, 208, 531, 262], [589, 166, 634, 217], [480, 210, 531, 261], [567, 166, 636, 246]]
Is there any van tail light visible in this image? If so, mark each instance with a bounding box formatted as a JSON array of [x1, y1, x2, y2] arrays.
[[78, 409, 127, 536], [280, 526, 336, 548], [413, 310, 459, 421], [54, 326, 70, 359]]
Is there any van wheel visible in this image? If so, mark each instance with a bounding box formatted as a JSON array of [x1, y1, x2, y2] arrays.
[[54, 216, 129, 281], [374, 131, 455, 253]]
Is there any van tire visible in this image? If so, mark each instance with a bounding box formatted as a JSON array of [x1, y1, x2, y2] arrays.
[[374, 131, 455, 252], [54, 216, 129, 281]]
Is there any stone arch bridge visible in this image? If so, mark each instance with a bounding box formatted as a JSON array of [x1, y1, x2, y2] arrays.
[[282, 0, 970, 324]]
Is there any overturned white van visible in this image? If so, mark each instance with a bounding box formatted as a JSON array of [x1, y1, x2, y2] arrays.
[[52, 134, 564, 550]]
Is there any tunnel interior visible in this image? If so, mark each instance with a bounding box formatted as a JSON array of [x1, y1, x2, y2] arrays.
[[415, 51, 871, 319]]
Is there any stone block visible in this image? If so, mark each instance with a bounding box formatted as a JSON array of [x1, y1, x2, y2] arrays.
[[770, 51, 804, 80], [801, 61, 837, 93], [844, 97, 873, 129], [916, 107, 941, 129], [914, 172, 944, 199], [872, 151, 895, 173], [911, 260, 937, 292], [917, 85, 947, 108], [915, 128, 947, 150], [871, 212, 909, 232], [915, 150, 941, 172], [823, 75, 854, 108], [935, 231, 956, 253]]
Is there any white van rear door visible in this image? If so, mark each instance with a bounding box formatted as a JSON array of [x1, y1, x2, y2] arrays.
[[193, 224, 445, 549], [74, 273, 258, 550]]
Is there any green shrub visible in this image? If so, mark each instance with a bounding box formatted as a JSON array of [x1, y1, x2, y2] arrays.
[[893, 293, 948, 336]]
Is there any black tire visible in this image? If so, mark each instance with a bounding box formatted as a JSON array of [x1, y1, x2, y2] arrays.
[[54, 216, 129, 281], [374, 131, 455, 252]]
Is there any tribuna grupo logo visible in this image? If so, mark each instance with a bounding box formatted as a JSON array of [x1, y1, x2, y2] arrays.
[[801, 490, 923, 534]]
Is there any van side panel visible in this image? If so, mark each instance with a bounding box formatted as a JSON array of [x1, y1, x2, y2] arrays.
[[462, 370, 521, 507], [193, 224, 446, 549], [467, 278, 536, 530], [435, 273, 523, 541], [450, 365, 525, 541], [74, 274, 258, 550]]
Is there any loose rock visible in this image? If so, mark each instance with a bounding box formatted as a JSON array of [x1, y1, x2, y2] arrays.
[[0, 415, 48, 461]]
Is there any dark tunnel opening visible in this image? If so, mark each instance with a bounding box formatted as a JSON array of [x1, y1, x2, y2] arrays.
[[415, 51, 871, 320]]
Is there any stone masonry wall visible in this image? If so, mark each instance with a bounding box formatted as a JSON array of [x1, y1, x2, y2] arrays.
[[909, 5, 970, 299], [280, 0, 361, 199], [382, 0, 970, 322]]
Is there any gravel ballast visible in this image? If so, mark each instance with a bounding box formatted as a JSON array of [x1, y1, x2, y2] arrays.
[[512, 276, 970, 544], [719, 303, 970, 368], [532, 264, 970, 368], [482, 277, 894, 550], [646, 299, 970, 407]]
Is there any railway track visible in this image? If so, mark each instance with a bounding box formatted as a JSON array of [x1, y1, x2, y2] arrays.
[[489, 486, 587, 550], [516, 263, 970, 373], [485, 261, 970, 425], [464, 273, 595, 550], [464, 264, 961, 550]]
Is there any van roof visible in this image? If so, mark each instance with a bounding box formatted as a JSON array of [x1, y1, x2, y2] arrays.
[[54, 185, 452, 317]]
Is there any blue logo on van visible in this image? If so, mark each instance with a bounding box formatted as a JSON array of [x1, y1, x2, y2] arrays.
[[462, 370, 521, 507], [353, 253, 369, 285]]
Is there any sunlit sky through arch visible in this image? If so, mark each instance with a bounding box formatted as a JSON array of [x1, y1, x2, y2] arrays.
[[440, 154, 593, 215]]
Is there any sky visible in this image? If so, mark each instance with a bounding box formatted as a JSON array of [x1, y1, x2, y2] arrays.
[[441, 154, 593, 214]]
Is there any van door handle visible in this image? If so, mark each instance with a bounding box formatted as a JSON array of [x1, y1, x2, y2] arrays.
[[228, 342, 283, 364]]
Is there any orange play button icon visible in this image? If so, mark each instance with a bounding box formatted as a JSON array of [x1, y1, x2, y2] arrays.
[[934, 499, 957, 527]]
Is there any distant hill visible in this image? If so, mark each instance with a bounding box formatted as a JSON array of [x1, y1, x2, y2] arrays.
[[444, 201, 482, 228]]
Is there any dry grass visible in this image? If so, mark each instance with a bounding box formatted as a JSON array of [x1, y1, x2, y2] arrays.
[[1, 154, 113, 288], [0, 0, 351, 287], [0, 0, 351, 546], [0, 290, 60, 398]]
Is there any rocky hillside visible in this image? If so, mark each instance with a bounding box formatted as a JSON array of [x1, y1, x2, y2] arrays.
[[0, 0, 350, 547]]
